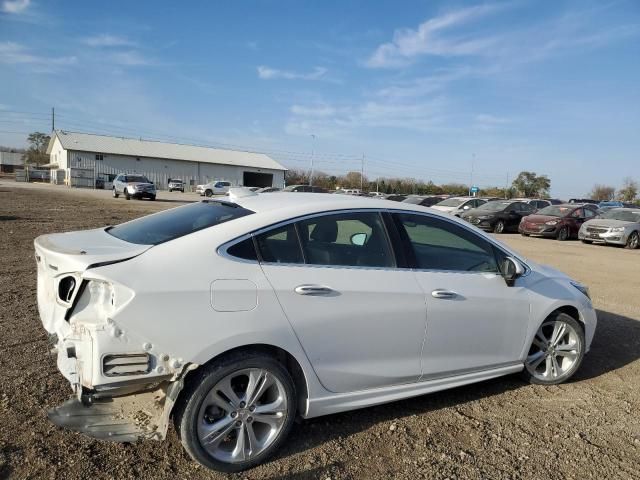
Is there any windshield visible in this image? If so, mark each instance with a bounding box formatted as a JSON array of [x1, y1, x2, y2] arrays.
[[601, 209, 640, 222], [536, 205, 573, 217], [435, 198, 466, 207], [477, 201, 510, 212], [126, 175, 150, 183], [107, 201, 254, 245]]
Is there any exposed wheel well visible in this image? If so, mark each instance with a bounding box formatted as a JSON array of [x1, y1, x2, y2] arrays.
[[178, 344, 309, 417], [549, 305, 584, 332]]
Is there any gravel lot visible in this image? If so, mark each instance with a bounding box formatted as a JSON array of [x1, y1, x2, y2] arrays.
[[1, 181, 639, 479]]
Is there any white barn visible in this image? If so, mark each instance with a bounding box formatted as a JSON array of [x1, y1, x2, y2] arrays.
[[46, 130, 287, 190]]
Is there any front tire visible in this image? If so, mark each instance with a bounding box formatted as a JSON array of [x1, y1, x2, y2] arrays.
[[150, 195, 156, 201], [626, 231, 639, 249], [205, 189, 213, 197], [522, 313, 585, 385], [556, 226, 569, 241], [125, 190, 131, 200], [175, 352, 297, 473], [494, 220, 505, 234], [112, 188, 119, 198], [581, 239, 593, 244]]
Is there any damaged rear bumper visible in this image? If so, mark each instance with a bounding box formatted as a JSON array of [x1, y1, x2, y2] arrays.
[[48, 380, 184, 442]]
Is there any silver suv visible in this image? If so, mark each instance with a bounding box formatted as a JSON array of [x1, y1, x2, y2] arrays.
[[112, 174, 156, 201]]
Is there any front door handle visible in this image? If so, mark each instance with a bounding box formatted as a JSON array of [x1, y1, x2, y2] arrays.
[[294, 285, 334, 296], [431, 289, 458, 299]]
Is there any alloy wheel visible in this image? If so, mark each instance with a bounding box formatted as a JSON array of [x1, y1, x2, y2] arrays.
[[525, 319, 582, 382], [495, 221, 505, 233], [627, 232, 639, 249], [557, 227, 568, 241], [196, 368, 288, 464]]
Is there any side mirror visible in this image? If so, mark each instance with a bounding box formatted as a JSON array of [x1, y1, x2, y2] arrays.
[[350, 233, 367, 246], [501, 257, 524, 287]]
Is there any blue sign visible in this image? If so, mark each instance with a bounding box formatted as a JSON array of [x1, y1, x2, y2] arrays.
[[470, 186, 479, 193]]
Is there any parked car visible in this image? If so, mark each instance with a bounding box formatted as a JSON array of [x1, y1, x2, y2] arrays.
[[401, 195, 447, 207], [432, 196, 488, 216], [36, 192, 595, 472], [598, 201, 623, 209], [196, 181, 231, 197], [255, 187, 281, 193], [168, 179, 185, 193], [578, 207, 640, 249], [368, 191, 386, 198], [461, 200, 535, 233], [112, 174, 156, 201], [335, 188, 362, 195], [282, 184, 328, 193], [519, 204, 599, 241]]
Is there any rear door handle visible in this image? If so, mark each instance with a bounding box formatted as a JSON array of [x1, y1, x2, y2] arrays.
[[294, 285, 334, 296], [431, 289, 457, 299]]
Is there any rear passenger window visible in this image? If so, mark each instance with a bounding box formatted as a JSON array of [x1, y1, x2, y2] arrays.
[[297, 212, 394, 268], [255, 224, 303, 264], [226, 237, 257, 261], [395, 213, 498, 272]]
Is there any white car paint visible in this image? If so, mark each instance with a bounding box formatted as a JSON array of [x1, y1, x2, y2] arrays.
[[196, 180, 231, 196], [34, 192, 596, 457]]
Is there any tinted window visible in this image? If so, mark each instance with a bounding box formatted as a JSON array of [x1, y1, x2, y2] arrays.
[[108, 201, 253, 245], [255, 224, 304, 264], [395, 213, 498, 272], [297, 212, 394, 267], [227, 237, 257, 261]]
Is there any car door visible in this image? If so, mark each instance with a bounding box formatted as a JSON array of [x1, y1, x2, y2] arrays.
[[568, 208, 586, 236], [257, 211, 427, 393], [392, 212, 531, 377]]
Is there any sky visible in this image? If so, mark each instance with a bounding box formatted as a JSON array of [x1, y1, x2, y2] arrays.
[[0, 0, 639, 197]]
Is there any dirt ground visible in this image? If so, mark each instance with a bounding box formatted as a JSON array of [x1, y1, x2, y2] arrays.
[[1, 182, 639, 480]]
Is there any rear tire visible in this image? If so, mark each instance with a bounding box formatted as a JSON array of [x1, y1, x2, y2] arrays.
[[205, 189, 213, 197], [522, 313, 585, 385], [626, 231, 639, 249], [150, 195, 156, 201], [494, 220, 505, 234], [174, 352, 296, 473]]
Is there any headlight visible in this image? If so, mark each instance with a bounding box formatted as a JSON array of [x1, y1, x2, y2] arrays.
[[611, 227, 625, 233], [127, 185, 136, 193], [570, 281, 590, 300], [545, 220, 558, 226]]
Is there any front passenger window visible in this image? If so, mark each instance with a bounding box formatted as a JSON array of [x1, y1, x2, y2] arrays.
[[395, 213, 498, 272]]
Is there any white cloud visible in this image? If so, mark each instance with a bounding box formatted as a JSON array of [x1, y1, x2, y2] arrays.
[[366, 4, 504, 68], [257, 65, 327, 80], [109, 51, 154, 66], [2, 0, 30, 14], [83, 34, 136, 48], [290, 104, 336, 117], [0, 41, 77, 69]]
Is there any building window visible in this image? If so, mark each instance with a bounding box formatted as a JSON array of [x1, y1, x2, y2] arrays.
[[95, 154, 103, 161]]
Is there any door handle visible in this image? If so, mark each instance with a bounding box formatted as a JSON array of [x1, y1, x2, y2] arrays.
[[431, 289, 457, 299], [294, 285, 334, 296]]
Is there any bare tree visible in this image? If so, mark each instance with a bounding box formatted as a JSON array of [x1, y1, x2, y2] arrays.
[[589, 184, 615, 201], [618, 177, 638, 202]]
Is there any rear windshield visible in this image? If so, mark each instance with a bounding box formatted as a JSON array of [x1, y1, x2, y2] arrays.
[[107, 201, 254, 245]]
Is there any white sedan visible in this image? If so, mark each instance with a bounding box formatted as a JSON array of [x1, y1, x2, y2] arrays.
[[35, 189, 596, 472]]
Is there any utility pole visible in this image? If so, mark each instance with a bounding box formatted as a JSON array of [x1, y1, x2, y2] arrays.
[[360, 153, 365, 191], [469, 153, 475, 196], [51, 107, 55, 131], [309, 134, 316, 187]]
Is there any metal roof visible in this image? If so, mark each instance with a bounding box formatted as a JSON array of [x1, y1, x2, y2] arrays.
[[48, 130, 287, 171]]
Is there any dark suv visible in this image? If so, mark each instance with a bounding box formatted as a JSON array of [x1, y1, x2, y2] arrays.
[[461, 200, 535, 233], [519, 204, 599, 240]]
